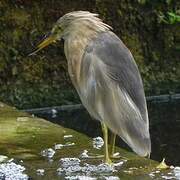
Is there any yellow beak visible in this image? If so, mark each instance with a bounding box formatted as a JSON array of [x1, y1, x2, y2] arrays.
[[29, 35, 55, 56]]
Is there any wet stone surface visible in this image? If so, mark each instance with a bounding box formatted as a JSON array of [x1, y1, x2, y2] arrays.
[[0, 102, 179, 179]]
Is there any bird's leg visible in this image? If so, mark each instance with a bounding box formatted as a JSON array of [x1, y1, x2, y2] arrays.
[[101, 122, 112, 164], [110, 132, 116, 157]]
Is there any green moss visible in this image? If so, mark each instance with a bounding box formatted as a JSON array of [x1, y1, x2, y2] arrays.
[[0, 0, 179, 108], [0, 83, 80, 109], [5, 9, 30, 26], [0, 102, 162, 179]]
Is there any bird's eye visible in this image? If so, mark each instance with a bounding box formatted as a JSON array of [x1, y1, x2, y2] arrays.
[[52, 25, 62, 34]]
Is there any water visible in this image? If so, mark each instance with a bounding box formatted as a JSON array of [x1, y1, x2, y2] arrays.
[[148, 100, 180, 165], [31, 99, 180, 166], [1, 99, 180, 179]]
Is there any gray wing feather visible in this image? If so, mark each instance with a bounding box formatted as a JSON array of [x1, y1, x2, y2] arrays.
[[79, 31, 151, 156]]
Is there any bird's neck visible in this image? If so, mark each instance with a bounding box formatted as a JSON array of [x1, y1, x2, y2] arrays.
[[63, 29, 98, 88]]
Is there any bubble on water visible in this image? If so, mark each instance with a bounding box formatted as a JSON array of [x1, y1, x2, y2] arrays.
[[161, 175, 174, 179], [0, 103, 4, 108], [96, 163, 115, 173], [57, 167, 64, 175], [112, 152, 120, 157], [66, 165, 82, 175], [174, 166, 180, 179], [58, 159, 125, 176], [174, 167, 180, 171], [0, 155, 8, 163], [55, 142, 75, 150], [8, 158, 14, 163], [55, 144, 64, 150], [92, 137, 104, 149], [60, 158, 81, 168], [65, 175, 97, 180], [64, 135, 73, 139], [41, 148, 55, 159], [16, 117, 29, 122], [0, 162, 28, 180], [157, 166, 180, 180], [58, 156, 126, 178], [103, 176, 120, 180], [123, 170, 133, 174], [81, 163, 97, 174], [113, 161, 124, 167], [80, 150, 89, 158], [65, 142, 75, 147], [51, 108, 57, 118], [149, 172, 155, 177], [37, 169, 45, 176], [0, 171, 5, 179]]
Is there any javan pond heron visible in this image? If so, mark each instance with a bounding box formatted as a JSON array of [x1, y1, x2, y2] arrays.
[[31, 11, 151, 164]]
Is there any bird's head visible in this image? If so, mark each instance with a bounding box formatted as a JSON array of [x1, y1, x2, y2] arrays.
[[30, 11, 111, 55], [29, 16, 67, 55]]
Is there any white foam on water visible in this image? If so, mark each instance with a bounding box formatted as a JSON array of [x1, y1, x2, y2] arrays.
[[0, 103, 4, 107], [51, 108, 57, 118], [58, 157, 124, 177], [60, 158, 81, 168], [41, 148, 55, 159], [55, 144, 64, 150], [55, 142, 75, 150], [161, 175, 174, 179], [92, 137, 104, 149], [113, 161, 124, 167], [36, 169, 45, 176], [174, 166, 180, 179], [16, 117, 29, 122], [112, 153, 120, 157], [103, 176, 120, 180], [0, 162, 28, 180], [65, 175, 97, 180], [0, 155, 8, 163], [80, 150, 89, 158], [158, 166, 180, 180], [149, 172, 155, 177], [64, 135, 73, 139], [65, 142, 75, 147], [64, 175, 120, 180]]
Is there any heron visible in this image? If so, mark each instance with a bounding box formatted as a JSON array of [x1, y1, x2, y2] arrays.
[[31, 11, 151, 164]]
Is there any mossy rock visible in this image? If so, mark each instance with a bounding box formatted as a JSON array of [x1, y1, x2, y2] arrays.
[[0, 102, 177, 179]]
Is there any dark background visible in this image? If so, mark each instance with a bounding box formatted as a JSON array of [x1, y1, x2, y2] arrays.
[[0, 0, 179, 109]]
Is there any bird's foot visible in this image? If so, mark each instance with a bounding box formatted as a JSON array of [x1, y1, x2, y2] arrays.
[[104, 157, 112, 165]]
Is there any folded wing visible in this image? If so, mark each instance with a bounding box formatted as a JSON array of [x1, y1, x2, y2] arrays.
[[79, 31, 151, 156]]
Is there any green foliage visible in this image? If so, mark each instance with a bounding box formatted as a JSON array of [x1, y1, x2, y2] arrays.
[[137, 0, 174, 5], [158, 11, 180, 24], [0, 0, 179, 108], [0, 84, 80, 109], [137, 0, 147, 5]]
